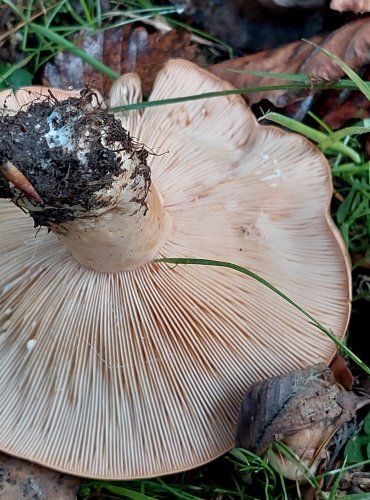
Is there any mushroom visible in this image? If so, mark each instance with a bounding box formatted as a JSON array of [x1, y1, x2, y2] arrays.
[[0, 59, 351, 479]]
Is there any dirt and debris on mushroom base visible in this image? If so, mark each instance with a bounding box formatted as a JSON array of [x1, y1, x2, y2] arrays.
[[0, 90, 151, 227]]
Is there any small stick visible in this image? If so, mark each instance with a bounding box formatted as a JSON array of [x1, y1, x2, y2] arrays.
[[0, 160, 43, 204]]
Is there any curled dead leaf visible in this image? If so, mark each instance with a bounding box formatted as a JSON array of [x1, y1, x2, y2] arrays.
[[208, 17, 370, 107], [330, 353, 355, 390], [236, 363, 370, 481]]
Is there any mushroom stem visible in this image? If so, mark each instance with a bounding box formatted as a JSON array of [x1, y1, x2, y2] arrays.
[[51, 184, 168, 272]]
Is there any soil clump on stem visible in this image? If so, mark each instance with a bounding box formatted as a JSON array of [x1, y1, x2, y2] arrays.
[[0, 90, 150, 227]]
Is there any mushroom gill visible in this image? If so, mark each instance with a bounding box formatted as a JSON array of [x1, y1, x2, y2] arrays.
[[0, 59, 351, 479]]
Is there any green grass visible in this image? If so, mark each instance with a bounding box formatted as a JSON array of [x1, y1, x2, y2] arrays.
[[79, 450, 279, 499], [0, 0, 232, 88], [0, 0, 180, 84], [77, 444, 370, 499], [77, 448, 304, 500], [1, 2, 370, 498]]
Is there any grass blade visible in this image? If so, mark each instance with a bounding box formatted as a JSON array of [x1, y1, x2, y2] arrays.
[[227, 69, 310, 83], [261, 112, 361, 163], [29, 23, 119, 80], [303, 39, 370, 102]]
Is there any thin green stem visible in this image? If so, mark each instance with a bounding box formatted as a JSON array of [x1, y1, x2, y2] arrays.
[[261, 112, 361, 163], [303, 39, 370, 102], [109, 79, 370, 111]]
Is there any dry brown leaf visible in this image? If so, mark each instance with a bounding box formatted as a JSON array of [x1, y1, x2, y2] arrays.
[[236, 363, 370, 481], [331, 0, 370, 13], [330, 353, 355, 389], [317, 89, 370, 129], [43, 27, 201, 97], [208, 16, 370, 107], [118, 27, 201, 95]]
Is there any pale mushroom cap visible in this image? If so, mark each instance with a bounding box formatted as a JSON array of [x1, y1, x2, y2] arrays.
[[0, 86, 83, 113], [0, 60, 351, 478]]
